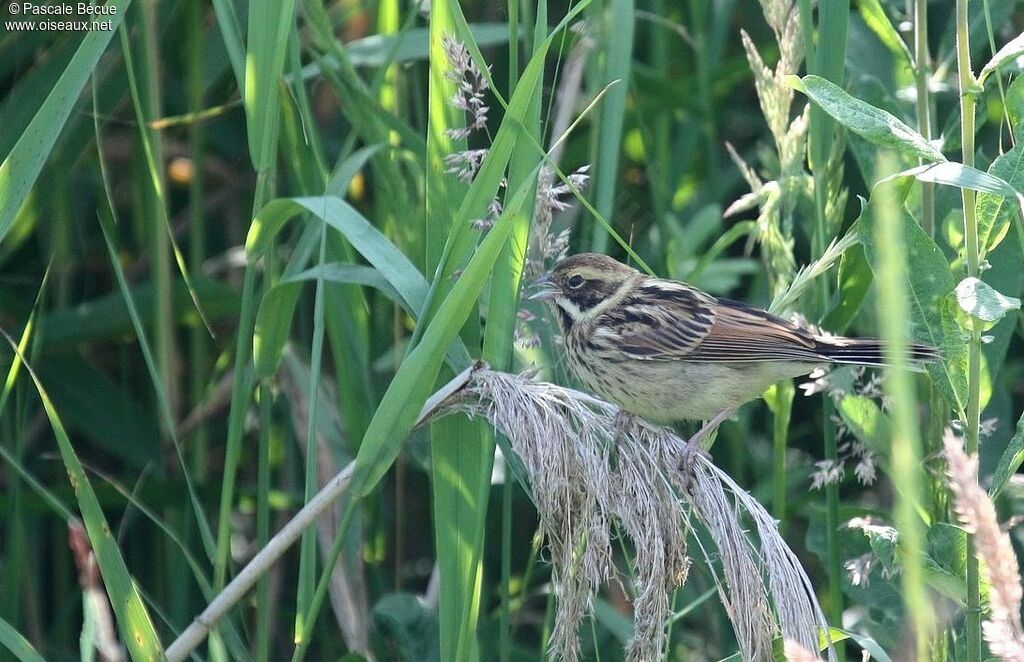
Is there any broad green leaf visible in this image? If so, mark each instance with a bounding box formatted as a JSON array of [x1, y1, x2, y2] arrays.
[[924, 522, 968, 604], [789, 75, 946, 163], [859, 196, 968, 416], [879, 161, 1020, 197], [837, 395, 892, 456], [977, 140, 1024, 257], [0, 614, 44, 662], [37, 277, 240, 350], [978, 32, 1024, 85], [209, 0, 246, 89], [424, 3, 528, 661], [0, 0, 132, 245], [835, 629, 892, 662], [822, 235, 872, 332], [990, 412, 1024, 499], [591, 597, 634, 645], [588, 0, 634, 253], [855, 0, 912, 65], [248, 197, 431, 318], [2, 338, 164, 660], [762, 628, 851, 661], [414, 0, 595, 329], [1007, 75, 1024, 132], [36, 357, 161, 470], [0, 36, 80, 159], [953, 276, 1021, 330], [351, 168, 539, 495], [254, 263, 414, 378], [245, 0, 298, 169], [371, 593, 441, 662]]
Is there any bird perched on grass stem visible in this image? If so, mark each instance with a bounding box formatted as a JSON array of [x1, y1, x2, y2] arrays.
[[531, 253, 939, 455]]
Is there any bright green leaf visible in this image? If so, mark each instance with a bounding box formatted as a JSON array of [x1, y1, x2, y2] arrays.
[[977, 140, 1024, 257], [0, 614, 45, 662], [254, 263, 415, 379], [990, 412, 1024, 499], [978, 32, 1024, 85], [2, 337, 165, 660], [838, 395, 892, 456], [859, 195, 968, 415], [789, 74, 946, 163], [954, 276, 1021, 330], [0, 0, 132, 245]]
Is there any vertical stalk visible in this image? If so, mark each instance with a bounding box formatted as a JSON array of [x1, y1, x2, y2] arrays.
[[692, 0, 720, 201], [185, 0, 209, 485], [800, 0, 849, 643], [140, 0, 178, 426], [181, 0, 209, 634], [954, 0, 982, 658], [256, 384, 272, 661], [295, 221, 328, 641], [912, 8, 948, 659], [500, 4, 520, 658], [913, 0, 935, 237], [873, 159, 932, 662]]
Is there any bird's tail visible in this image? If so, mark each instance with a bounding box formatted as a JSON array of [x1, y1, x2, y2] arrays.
[[818, 337, 942, 370]]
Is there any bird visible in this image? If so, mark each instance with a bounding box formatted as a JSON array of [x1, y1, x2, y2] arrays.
[[530, 253, 939, 436]]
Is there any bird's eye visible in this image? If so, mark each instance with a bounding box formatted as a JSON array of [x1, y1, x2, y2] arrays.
[[567, 275, 585, 289]]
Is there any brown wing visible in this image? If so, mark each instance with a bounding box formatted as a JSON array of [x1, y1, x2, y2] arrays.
[[590, 280, 718, 360], [685, 298, 830, 363]]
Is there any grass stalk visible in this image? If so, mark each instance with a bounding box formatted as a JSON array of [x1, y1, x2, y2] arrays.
[[216, 0, 289, 599], [800, 0, 849, 642], [872, 164, 932, 660], [499, 4, 522, 657], [954, 0, 983, 658], [588, 0, 634, 253], [138, 0, 178, 428], [770, 382, 793, 531], [295, 219, 328, 643], [912, 0, 935, 237], [910, 7, 948, 657]]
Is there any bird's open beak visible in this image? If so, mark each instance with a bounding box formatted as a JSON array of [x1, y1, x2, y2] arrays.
[[527, 273, 559, 301]]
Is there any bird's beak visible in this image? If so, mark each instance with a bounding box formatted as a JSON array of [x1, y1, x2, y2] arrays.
[[528, 273, 559, 301]]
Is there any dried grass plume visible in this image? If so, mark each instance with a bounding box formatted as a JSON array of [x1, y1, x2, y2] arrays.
[[944, 432, 1024, 661], [436, 366, 832, 661]]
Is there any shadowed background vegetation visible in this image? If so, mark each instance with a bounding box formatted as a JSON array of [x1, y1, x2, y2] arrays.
[[1, 0, 1024, 659]]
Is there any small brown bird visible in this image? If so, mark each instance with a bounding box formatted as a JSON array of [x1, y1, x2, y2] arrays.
[[532, 253, 939, 425]]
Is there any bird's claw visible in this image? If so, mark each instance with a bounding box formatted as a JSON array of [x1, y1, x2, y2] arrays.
[[677, 439, 711, 493]]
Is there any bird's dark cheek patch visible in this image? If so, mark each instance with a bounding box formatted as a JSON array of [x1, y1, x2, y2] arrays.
[[574, 289, 605, 311]]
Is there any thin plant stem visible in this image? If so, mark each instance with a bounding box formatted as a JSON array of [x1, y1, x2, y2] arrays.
[[796, 0, 849, 645], [772, 382, 793, 532], [500, 6, 520, 658], [874, 156, 932, 662], [295, 217, 329, 642], [911, 5, 947, 656], [256, 383, 272, 661], [913, 0, 935, 237], [955, 0, 983, 658], [140, 0, 177, 424]]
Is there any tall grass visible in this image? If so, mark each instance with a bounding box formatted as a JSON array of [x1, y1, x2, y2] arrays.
[[1, 1, 1023, 660]]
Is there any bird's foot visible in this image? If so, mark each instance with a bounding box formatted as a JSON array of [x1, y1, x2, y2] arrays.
[[612, 409, 639, 444], [676, 407, 735, 487]]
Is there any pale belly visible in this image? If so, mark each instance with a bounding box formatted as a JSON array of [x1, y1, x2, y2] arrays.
[[566, 348, 818, 423]]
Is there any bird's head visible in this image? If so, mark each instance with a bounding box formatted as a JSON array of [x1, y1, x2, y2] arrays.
[[531, 253, 640, 328]]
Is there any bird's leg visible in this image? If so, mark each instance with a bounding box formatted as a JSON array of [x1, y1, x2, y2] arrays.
[[677, 407, 735, 476], [612, 408, 638, 442]]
